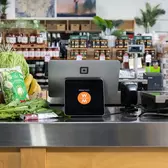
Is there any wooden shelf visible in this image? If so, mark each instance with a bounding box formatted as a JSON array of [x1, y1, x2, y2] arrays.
[[13, 44, 48, 49], [68, 47, 111, 50], [47, 29, 101, 33], [25, 57, 61, 61], [113, 47, 155, 50]]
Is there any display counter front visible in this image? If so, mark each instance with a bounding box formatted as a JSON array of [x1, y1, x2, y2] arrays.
[[1, 107, 168, 168]]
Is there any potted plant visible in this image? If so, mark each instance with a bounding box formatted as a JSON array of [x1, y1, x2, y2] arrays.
[[135, 2, 165, 34], [93, 16, 124, 47], [0, 0, 10, 19]]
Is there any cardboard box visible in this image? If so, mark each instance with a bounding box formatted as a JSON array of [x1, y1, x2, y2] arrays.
[[56, 24, 66, 31], [70, 24, 80, 31], [81, 24, 90, 31], [47, 24, 57, 29], [91, 24, 100, 30]]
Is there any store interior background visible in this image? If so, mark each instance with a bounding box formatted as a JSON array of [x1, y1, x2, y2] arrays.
[[5, 0, 168, 34]]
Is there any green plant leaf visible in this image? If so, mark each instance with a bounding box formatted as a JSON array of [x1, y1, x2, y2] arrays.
[[105, 20, 113, 29], [112, 20, 124, 28], [93, 16, 106, 31], [135, 17, 143, 26], [135, 2, 165, 29], [112, 30, 124, 37]]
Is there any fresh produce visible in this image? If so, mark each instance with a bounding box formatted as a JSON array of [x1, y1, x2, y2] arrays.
[[0, 98, 64, 120], [0, 51, 29, 78], [24, 74, 33, 91], [24, 74, 41, 95], [0, 67, 29, 104]]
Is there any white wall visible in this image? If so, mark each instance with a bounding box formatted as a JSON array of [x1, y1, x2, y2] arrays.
[[6, 0, 168, 33]]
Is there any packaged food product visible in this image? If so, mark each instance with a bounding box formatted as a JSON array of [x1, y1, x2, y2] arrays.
[[0, 66, 29, 104]]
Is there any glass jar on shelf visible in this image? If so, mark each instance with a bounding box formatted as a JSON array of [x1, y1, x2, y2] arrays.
[[29, 48, 35, 58], [23, 48, 29, 58], [30, 33, 36, 44], [35, 48, 41, 58], [36, 34, 44, 45], [22, 34, 28, 45]]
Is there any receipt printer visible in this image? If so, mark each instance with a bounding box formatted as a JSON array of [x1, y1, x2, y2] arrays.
[[120, 82, 138, 107]]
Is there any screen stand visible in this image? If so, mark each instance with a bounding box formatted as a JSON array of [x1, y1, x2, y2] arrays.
[[64, 77, 104, 117]]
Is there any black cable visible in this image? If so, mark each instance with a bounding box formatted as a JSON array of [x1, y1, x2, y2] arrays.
[[139, 106, 168, 120]]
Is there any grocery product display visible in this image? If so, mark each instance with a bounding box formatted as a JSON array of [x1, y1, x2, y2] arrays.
[[0, 17, 164, 122]]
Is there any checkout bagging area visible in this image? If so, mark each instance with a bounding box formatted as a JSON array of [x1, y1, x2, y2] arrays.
[[48, 44, 167, 122]]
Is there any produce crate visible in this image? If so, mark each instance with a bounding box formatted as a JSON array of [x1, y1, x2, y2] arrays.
[[70, 24, 80, 31], [81, 24, 90, 31], [56, 24, 66, 31]]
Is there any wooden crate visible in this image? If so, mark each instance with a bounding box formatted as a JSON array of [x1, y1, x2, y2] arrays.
[[47, 24, 57, 29], [70, 24, 80, 31], [81, 24, 90, 31], [91, 23, 100, 31], [56, 24, 66, 31]]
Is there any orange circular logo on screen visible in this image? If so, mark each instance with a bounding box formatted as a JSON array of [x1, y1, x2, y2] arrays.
[[77, 92, 91, 105]]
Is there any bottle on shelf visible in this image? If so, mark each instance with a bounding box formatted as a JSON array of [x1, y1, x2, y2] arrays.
[[22, 34, 28, 45], [145, 51, 152, 72], [16, 33, 22, 44], [123, 52, 129, 69], [47, 48, 53, 58], [47, 33, 51, 47], [29, 48, 35, 58], [30, 33, 36, 44], [23, 48, 29, 58], [52, 48, 60, 59], [36, 34, 44, 45], [41, 48, 47, 58], [35, 48, 41, 58], [105, 50, 111, 60]]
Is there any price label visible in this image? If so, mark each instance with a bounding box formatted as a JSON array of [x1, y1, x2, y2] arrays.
[[123, 55, 129, 62], [100, 54, 105, 61], [45, 55, 51, 62], [76, 55, 83, 61]]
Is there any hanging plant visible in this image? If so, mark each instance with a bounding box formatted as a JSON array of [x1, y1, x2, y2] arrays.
[[135, 3, 166, 33]]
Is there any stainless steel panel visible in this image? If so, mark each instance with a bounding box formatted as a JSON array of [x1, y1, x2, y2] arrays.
[[0, 107, 168, 147]]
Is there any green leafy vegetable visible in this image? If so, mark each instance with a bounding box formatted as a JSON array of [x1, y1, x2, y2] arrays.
[[0, 98, 66, 120], [0, 51, 29, 79]]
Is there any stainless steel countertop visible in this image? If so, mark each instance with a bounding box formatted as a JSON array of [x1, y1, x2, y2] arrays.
[[0, 107, 168, 147]]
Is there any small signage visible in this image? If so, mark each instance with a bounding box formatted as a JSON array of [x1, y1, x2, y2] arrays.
[[45, 55, 51, 62], [76, 55, 83, 61], [100, 54, 105, 61]]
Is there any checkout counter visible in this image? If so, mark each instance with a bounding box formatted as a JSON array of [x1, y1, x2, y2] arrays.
[[1, 109, 168, 168], [1, 59, 168, 168]]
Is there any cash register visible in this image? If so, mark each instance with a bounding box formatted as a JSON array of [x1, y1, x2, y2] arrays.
[[48, 60, 120, 117]]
